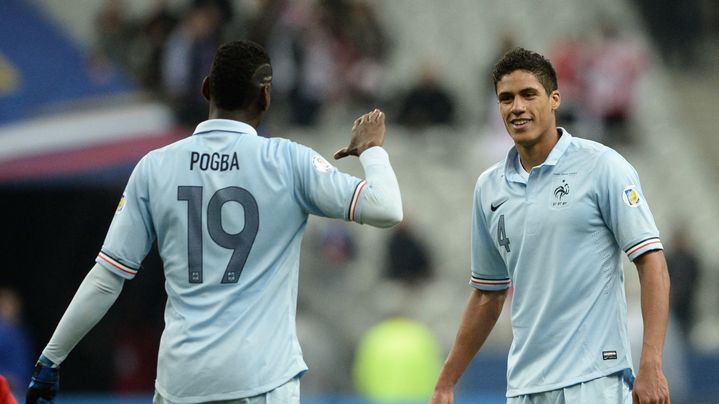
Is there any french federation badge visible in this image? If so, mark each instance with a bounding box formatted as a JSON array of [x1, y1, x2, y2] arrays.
[[622, 185, 642, 207], [550, 176, 572, 209]]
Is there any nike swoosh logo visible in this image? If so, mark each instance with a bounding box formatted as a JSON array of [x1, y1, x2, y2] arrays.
[[490, 199, 508, 212]]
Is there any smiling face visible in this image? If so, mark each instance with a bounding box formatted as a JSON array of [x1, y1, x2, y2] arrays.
[[496, 69, 561, 150]]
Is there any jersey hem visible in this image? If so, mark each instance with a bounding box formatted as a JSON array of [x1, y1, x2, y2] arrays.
[[505, 364, 630, 397], [154, 366, 307, 403]]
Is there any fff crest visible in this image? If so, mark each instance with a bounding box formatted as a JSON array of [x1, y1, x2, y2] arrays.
[[551, 176, 572, 209]]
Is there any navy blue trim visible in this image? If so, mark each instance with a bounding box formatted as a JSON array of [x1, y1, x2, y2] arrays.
[[193, 130, 249, 136], [347, 181, 364, 221], [470, 275, 511, 281]]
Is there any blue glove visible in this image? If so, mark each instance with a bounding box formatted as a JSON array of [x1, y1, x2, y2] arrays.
[[26, 354, 59, 404]]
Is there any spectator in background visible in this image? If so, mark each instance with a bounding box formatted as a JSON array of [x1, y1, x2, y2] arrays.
[[126, 0, 178, 94], [332, 0, 389, 106], [287, 4, 340, 127], [249, 0, 390, 128], [94, 0, 133, 68], [88, 0, 134, 86], [666, 226, 701, 340], [580, 22, 646, 146], [162, 0, 229, 128], [397, 63, 456, 130], [0, 288, 31, 400], [318, 221, 357, 268], [251, 0, 339, 127], [548, 35, 584, 128], [385, 221, 433, 285]]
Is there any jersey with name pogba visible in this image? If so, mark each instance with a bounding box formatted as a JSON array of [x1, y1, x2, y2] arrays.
[[95, 119, 373, 402]]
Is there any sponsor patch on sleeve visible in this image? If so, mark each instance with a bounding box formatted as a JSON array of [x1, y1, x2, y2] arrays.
[[622, 185, 642, 207], [115, 193, 126, 214], [312, 156, 334, 173]]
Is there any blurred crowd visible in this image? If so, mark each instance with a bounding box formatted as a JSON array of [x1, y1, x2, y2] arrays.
[[91, 0, 390, 129], [549, 22, 647, 146], [90, 0, 718, 145], [92, 0, 650, 147]]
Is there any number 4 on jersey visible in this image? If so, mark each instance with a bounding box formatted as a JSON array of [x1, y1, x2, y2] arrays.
[[178, 186, 259, 284], [497, 214, 510, 253]]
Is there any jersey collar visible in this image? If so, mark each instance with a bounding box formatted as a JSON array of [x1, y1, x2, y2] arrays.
[[543, 127, 572, 166], [193, 119, 258, 136], [504, 127, 572, 182]]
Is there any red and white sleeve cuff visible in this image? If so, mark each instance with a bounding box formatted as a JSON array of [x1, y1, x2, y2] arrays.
[[96, 251, 138, 279], [625, 237, 663, 261], [470, 275, 511, 290]]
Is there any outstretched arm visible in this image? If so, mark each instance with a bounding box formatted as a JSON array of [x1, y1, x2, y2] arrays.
[[337, 109, 402, 228], [27, 264, 124, 403], [42, 264, 125, 364], [431, 288, 507, 404], [633, 250, 671, 404]]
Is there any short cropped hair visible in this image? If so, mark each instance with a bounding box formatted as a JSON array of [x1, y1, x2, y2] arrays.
[[492, 47, 558, 96], [209, 40, 271, 110]]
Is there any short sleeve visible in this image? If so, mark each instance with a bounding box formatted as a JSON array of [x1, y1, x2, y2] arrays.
[[291, 144, 363, 221], [470, 181, 511, 290], [96, 156, 156, 279], [596, 150, 663, 261]]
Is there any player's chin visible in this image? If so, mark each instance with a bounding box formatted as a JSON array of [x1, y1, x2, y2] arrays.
[[508, 130, 534, 145]]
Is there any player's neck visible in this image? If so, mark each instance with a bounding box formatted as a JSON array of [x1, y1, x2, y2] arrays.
[[208, 106, 262, 128], [515, 128, 560, 171]]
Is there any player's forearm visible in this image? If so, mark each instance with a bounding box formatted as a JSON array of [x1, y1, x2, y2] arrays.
[[435, 289, 506, 389], [357, 146, 403, 227], [42, 264, 125, 364], [635, 250, 670, 369]]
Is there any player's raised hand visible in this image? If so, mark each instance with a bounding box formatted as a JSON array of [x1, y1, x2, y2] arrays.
[[334, 109, 386, 160], [26, 355, 60, 404]]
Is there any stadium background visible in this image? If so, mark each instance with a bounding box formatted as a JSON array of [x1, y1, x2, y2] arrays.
[[1, 0, 718, 402]]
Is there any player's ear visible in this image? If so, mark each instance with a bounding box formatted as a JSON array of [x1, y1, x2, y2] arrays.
[[258, 84, 271, 113], [201, 77, 210, 102], [550, 90, 561, 111]]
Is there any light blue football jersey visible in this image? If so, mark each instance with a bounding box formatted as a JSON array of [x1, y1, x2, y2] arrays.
[[95, 119, 378, 403], [469, 129, 662, 397]]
